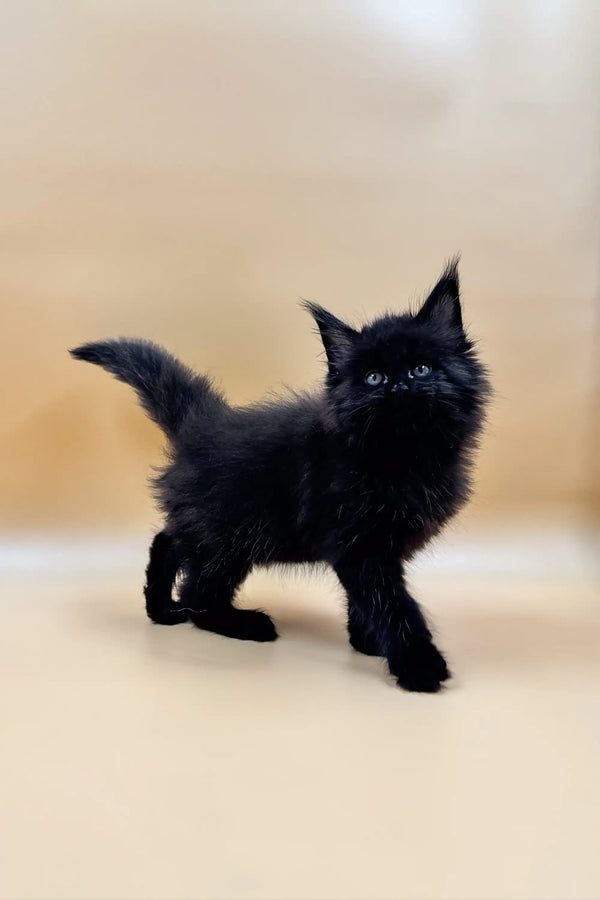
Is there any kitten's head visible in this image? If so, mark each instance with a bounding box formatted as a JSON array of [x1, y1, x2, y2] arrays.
[[304, 260, 490, 460]]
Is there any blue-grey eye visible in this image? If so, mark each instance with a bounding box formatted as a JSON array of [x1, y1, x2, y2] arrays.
[[364, 371, 386, 387], [409, 364, 432, 379]]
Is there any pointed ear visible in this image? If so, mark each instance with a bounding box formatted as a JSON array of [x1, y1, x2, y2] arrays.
[[301, 300, 358, 373], [414, 258, 463, 331]]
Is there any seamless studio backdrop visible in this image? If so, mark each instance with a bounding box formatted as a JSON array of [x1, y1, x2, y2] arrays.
[[0, 4, 599, 900], [0, 2, 598, 537]]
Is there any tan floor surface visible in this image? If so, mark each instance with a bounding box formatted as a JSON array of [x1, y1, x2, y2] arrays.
[[1, 562, 599, 900]]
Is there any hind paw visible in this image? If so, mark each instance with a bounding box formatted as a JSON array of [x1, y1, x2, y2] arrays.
[[146, 603, 189, 625], [188, 607, 278, 642]]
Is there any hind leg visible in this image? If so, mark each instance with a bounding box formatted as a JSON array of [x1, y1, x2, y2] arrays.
[[178, 556, 278, 642], [144, 531, 188, 625]]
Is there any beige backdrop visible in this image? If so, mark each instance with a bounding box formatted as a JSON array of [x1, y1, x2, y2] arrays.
[[1, 1, 598, 533]]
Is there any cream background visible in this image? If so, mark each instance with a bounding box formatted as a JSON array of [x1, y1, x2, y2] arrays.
[[1, 6, 599, 900], [1, 0, 598, 532]]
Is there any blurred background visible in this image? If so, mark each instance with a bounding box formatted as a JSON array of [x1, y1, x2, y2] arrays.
[[1, 5, 599, 900], [1, 0, 598, 542]]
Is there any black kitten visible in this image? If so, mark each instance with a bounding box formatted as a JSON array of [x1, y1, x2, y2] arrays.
[[71, 260, 490, 692]]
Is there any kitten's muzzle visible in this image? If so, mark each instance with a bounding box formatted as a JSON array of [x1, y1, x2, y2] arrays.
[[391, 382, 409, 392]]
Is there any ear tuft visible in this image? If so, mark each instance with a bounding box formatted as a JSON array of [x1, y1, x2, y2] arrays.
[[415, 256, 463, 331], [301, 299, 358, 373]]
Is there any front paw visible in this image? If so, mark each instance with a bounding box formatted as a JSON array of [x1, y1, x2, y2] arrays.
[[388, 639, 450, 693], [349, 630, 382, 656]]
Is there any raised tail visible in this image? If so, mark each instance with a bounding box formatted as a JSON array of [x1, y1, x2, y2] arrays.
[[70, 338, 222, 440]]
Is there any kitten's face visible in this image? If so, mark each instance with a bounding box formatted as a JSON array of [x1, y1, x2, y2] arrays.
[[305, 262, 490, 455]]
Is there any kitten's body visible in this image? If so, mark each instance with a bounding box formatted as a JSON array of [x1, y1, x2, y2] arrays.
[[72, 261, 490, 691], [161, 393, 464, 564]]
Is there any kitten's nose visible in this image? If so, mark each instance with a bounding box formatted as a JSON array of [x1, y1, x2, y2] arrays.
[[391, 382, 409, 392]]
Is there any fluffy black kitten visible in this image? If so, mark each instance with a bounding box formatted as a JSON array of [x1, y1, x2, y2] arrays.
[[71, 261, 490, 692]]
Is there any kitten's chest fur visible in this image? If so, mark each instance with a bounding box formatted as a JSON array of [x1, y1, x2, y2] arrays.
[[300, 440, 466, 563]]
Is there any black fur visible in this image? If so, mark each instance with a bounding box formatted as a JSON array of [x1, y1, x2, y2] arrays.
[[71, 260, 490, 691]]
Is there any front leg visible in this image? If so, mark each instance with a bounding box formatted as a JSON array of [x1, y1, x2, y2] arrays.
[[335, 557, 450, 692], [347, 602, 382, 656]]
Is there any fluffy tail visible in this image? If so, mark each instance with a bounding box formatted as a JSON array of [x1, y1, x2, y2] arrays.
[[70, 338, 222, 440]]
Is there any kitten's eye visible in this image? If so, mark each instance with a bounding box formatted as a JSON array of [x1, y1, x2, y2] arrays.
[[364, 371, 386, 387], [409, 364, 432, 379]]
